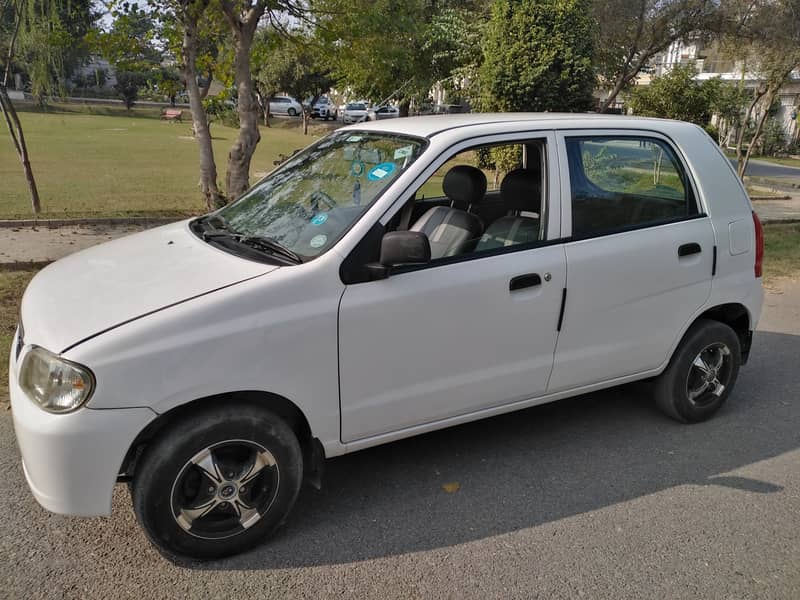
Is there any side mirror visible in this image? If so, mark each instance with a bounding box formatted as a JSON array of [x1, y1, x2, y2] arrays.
[[367, 231, 431, 279]]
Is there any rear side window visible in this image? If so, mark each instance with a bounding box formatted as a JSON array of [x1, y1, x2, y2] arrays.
[[566, 136, 698, 238]]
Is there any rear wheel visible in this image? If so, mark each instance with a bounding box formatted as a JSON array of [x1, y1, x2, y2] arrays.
[[287, 107, 297, 116], [131, 404, 303, 560], [654, 319, 741, 423]]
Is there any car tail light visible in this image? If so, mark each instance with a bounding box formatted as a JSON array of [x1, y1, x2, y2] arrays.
[[753, 211, 764, 278]]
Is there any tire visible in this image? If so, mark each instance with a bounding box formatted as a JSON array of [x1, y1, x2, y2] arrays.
[[131, 404, 303, 560], [654, 319, 741, 423], [287, 108, 297, 116]]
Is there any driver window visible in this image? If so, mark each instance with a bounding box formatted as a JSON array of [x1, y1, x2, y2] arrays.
[[396, 139, 546, 261]]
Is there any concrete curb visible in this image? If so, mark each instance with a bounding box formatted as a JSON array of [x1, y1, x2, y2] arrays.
[[0, 260, 52, 272], [0, 217, 184, 229]]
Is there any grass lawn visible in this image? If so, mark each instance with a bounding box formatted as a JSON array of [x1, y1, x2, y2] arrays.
[[0, 270, 34, 389], [0, 103, 323, 219], [762, 221, 800, 280]]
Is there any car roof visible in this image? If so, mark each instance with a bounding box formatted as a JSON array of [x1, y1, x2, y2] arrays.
[[341, 112, 696, 138]]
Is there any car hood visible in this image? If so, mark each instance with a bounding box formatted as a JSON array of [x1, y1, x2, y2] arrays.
[[20, 220, 277, 353]]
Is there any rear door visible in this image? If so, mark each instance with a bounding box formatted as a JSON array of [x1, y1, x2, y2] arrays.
[[548, 131, 715, 392]]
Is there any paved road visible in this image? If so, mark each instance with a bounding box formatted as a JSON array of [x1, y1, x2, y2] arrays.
[[1, 282, 799, 599], [732, 157, 800, 180]]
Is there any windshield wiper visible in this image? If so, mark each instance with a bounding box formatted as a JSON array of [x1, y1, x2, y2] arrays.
[[194, 214, 303, 264], [201, 229, 302, 264], [238, 235, 303, 264]]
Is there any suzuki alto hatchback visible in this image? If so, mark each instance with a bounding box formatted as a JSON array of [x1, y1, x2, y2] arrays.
[[10, 114, 764, 559]]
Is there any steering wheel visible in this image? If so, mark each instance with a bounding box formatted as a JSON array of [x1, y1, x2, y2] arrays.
[[310, 190, 337, 212]]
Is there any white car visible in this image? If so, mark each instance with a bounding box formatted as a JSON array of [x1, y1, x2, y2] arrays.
[[367, 105, 400, 120], [10, 114, 764, 560], [268, 95, 302, 117], [341, 102, 368, 123]]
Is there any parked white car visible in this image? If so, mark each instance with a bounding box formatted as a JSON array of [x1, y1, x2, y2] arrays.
[[341, 102, 368, 123], [367, 105, 400, 120], [10, 114, 764, 560], [310, 96, 338, 121], [268, 95, 302, 117]]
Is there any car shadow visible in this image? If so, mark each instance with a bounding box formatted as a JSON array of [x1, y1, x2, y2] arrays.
[[186, 330, 799, 570]]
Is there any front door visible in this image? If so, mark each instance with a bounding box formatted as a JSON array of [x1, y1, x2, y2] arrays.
[[338, 134, 565, 443]]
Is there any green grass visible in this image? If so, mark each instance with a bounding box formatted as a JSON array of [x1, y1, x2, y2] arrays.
[[763, 222, 800, 280], [0, 103, 322, 219], [0, 270, 35, 392]]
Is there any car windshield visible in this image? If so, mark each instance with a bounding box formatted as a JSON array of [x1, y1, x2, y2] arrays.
[[202, 131, 426, 262], [347, 103, 366, 111]]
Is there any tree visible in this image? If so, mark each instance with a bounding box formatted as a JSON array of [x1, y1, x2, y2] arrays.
[[1, 0, 93, 214], [629, 64, 719, 124], [113, 70, 146, 108], [315, 0, 486, 114], [254, 36, 334, 135], [719, 0, 800, 177], [479, 0, 596, 113], [91, 3, 160, 72], [594, 0, 716, 112]]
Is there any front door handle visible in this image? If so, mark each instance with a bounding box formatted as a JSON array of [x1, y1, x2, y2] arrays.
[[678, 242, 702, 257], [509, 273, 541, 291]]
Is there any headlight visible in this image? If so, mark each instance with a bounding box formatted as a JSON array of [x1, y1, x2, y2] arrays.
[[18, 346, 95, 413]]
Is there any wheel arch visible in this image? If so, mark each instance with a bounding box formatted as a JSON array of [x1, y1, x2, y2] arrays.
[[686, 302, 753, 363], [119, 390, 325, 489]]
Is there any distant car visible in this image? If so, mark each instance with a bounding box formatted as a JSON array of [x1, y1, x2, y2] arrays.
[[311, 97, 338, 121], [367, 105, 400, 120], [433, 103, 465, 115], [341, 102, 368, 124], [268, 96, 302, 117]]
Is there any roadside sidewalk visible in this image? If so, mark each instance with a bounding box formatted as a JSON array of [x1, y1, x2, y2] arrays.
[[0, 223, 152, 267]]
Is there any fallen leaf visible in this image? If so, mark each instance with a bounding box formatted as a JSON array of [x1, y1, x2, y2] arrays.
[[442, 482, 460, 494]]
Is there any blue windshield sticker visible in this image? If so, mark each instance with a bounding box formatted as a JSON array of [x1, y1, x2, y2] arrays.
[[311, 213, 328, 226], [309, 234, 327, 249], [368, 162, 396, 181]]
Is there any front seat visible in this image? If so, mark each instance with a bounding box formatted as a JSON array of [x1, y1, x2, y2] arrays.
[[410, 165, 486, 259], [475, 169, 541, 251]]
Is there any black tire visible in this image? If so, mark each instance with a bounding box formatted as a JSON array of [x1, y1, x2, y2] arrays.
[[287, 108, 297, 116], [654, 319, 741, 423], [131, 404, 303, 560]]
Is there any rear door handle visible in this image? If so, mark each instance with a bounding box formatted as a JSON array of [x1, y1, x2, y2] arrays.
[[509, 273, 541, 291], [678, 242, 702, 257]]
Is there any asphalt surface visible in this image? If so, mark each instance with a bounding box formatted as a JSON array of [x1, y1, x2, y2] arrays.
[[734, 157, 800, 179], [1, 281, 799, 599]]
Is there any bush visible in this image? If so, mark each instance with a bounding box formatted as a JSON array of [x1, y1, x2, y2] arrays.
[[114, 71, 148, 109]]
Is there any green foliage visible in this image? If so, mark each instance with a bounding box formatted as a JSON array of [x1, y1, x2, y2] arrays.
[[629, 64, 719, 124], [254, 35, 334, 112], [314, 0, 486, 105], [479, 0, 595, 113], [114, 70, 147, 109], [203, 94, 238, 127], [91, 3, 160, 73]]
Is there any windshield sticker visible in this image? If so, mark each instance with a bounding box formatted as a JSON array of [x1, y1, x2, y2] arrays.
[[394, 146, 413, 160], [368, 162, 396, 181], [346, 135, 363, 142], [310, 213, 328, 226], [309, 234, 328, 249], [350, 160, 365, 177]]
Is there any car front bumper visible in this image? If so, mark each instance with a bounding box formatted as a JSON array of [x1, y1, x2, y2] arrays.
[[9, 333, 156, 516]]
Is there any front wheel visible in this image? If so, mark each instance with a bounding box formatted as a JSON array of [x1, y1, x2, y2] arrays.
[[131, 404, 303, 560], [287, 107, 297, 116], [654, 319, 741, 423]]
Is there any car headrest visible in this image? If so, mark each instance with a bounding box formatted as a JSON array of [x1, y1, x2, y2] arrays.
[[500, 169, 541, 213], [443, 165, 487, 209]]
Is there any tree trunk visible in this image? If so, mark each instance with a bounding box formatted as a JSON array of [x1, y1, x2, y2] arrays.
[[221, 1, 267, 202], [736, 86, 768, 179], [180, 15, 225, 211], [302, 109, 308, 135], [740, 86, 779, 180], [0, 86, 41, 214]]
